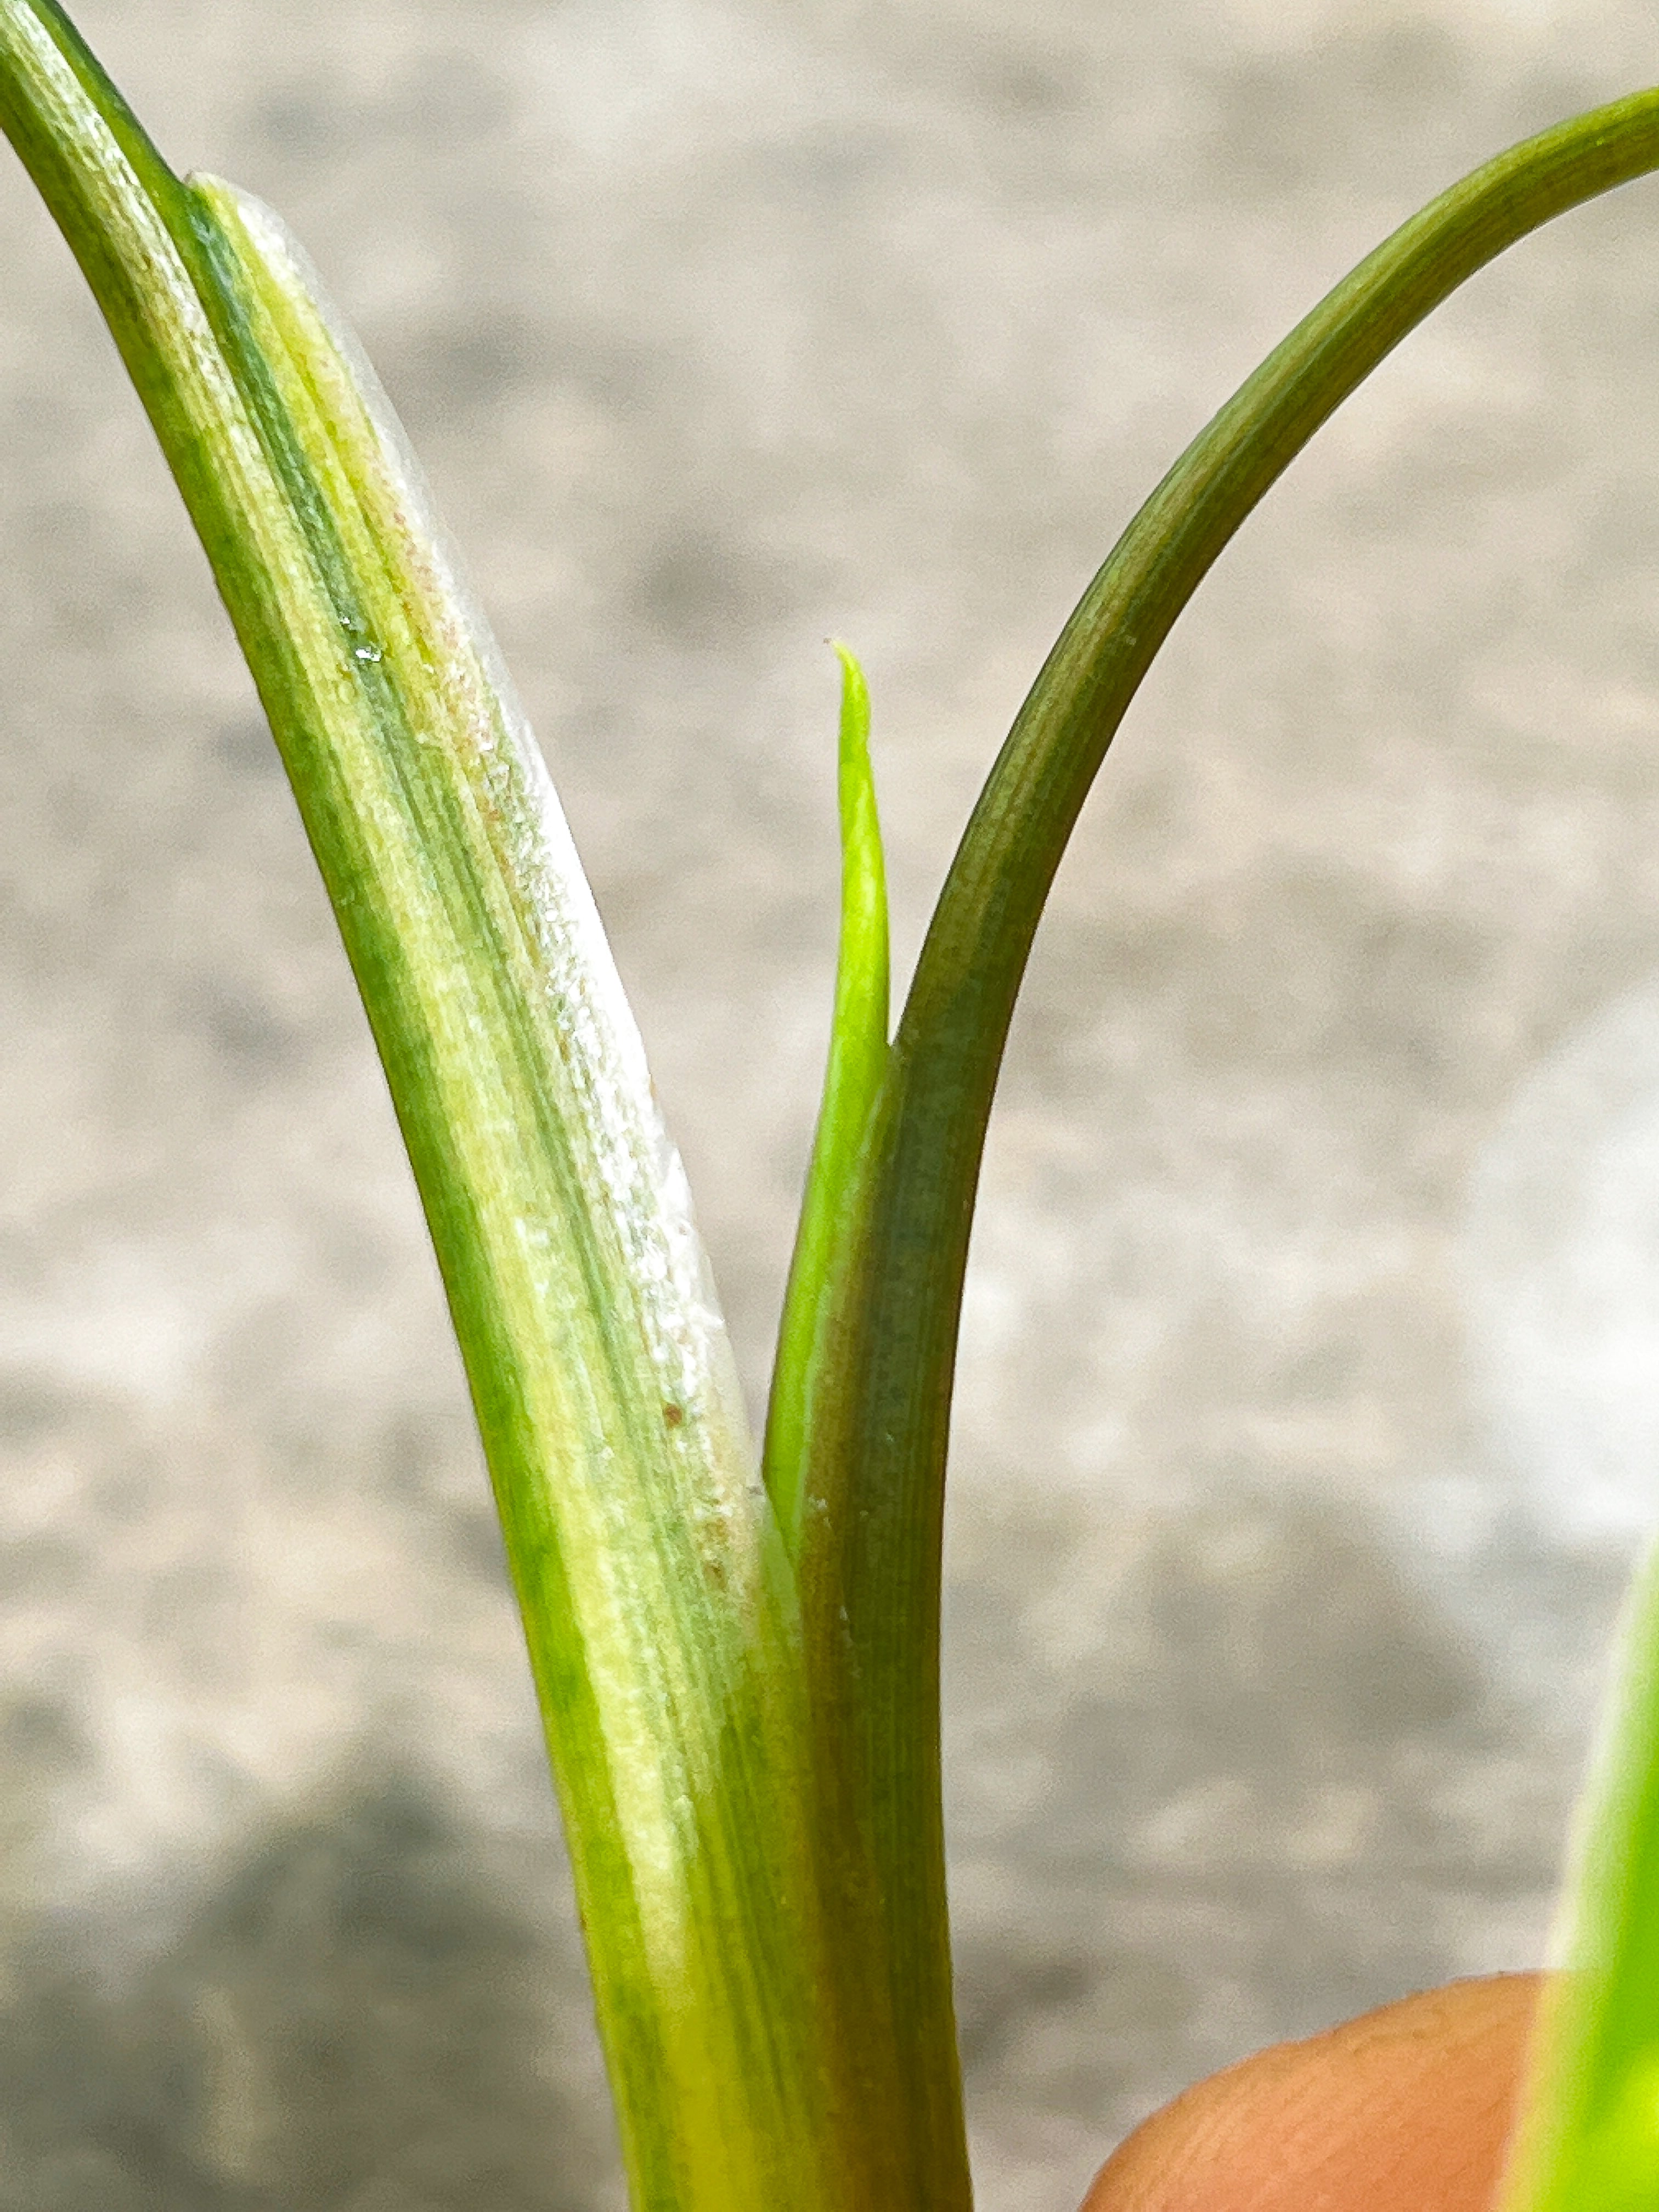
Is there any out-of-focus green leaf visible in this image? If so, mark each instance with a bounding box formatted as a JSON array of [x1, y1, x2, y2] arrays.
[[1503, 1543, 1659, 2211]]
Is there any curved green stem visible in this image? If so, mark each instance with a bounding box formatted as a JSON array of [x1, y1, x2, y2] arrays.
[[799, 87, 1659, 2175]]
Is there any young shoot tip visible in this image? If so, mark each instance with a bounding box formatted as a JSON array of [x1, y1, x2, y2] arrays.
[[761, 641, 890, 1553]]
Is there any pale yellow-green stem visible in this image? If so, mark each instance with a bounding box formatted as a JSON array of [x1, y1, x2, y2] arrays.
[[0, 5, 904, 2207]]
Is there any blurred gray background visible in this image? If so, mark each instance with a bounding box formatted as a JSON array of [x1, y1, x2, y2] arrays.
[[3, 1, 1659, 2205]]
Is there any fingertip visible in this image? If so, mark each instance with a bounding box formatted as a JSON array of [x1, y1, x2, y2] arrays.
[[1080, 1972, 1544, 2212]]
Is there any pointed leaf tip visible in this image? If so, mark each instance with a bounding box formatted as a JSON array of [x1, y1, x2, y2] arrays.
[[763, 641, 890, 1551]]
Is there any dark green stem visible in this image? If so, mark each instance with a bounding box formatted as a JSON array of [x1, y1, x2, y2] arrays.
[[800, 87, 1659, 2181]]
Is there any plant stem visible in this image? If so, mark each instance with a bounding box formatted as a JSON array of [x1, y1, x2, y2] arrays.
[[799, 86, 1659, 2178], [0, 6, 899, 2205]]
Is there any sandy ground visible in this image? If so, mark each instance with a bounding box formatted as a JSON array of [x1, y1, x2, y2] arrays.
[[3, 2, 1659, 2205]]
